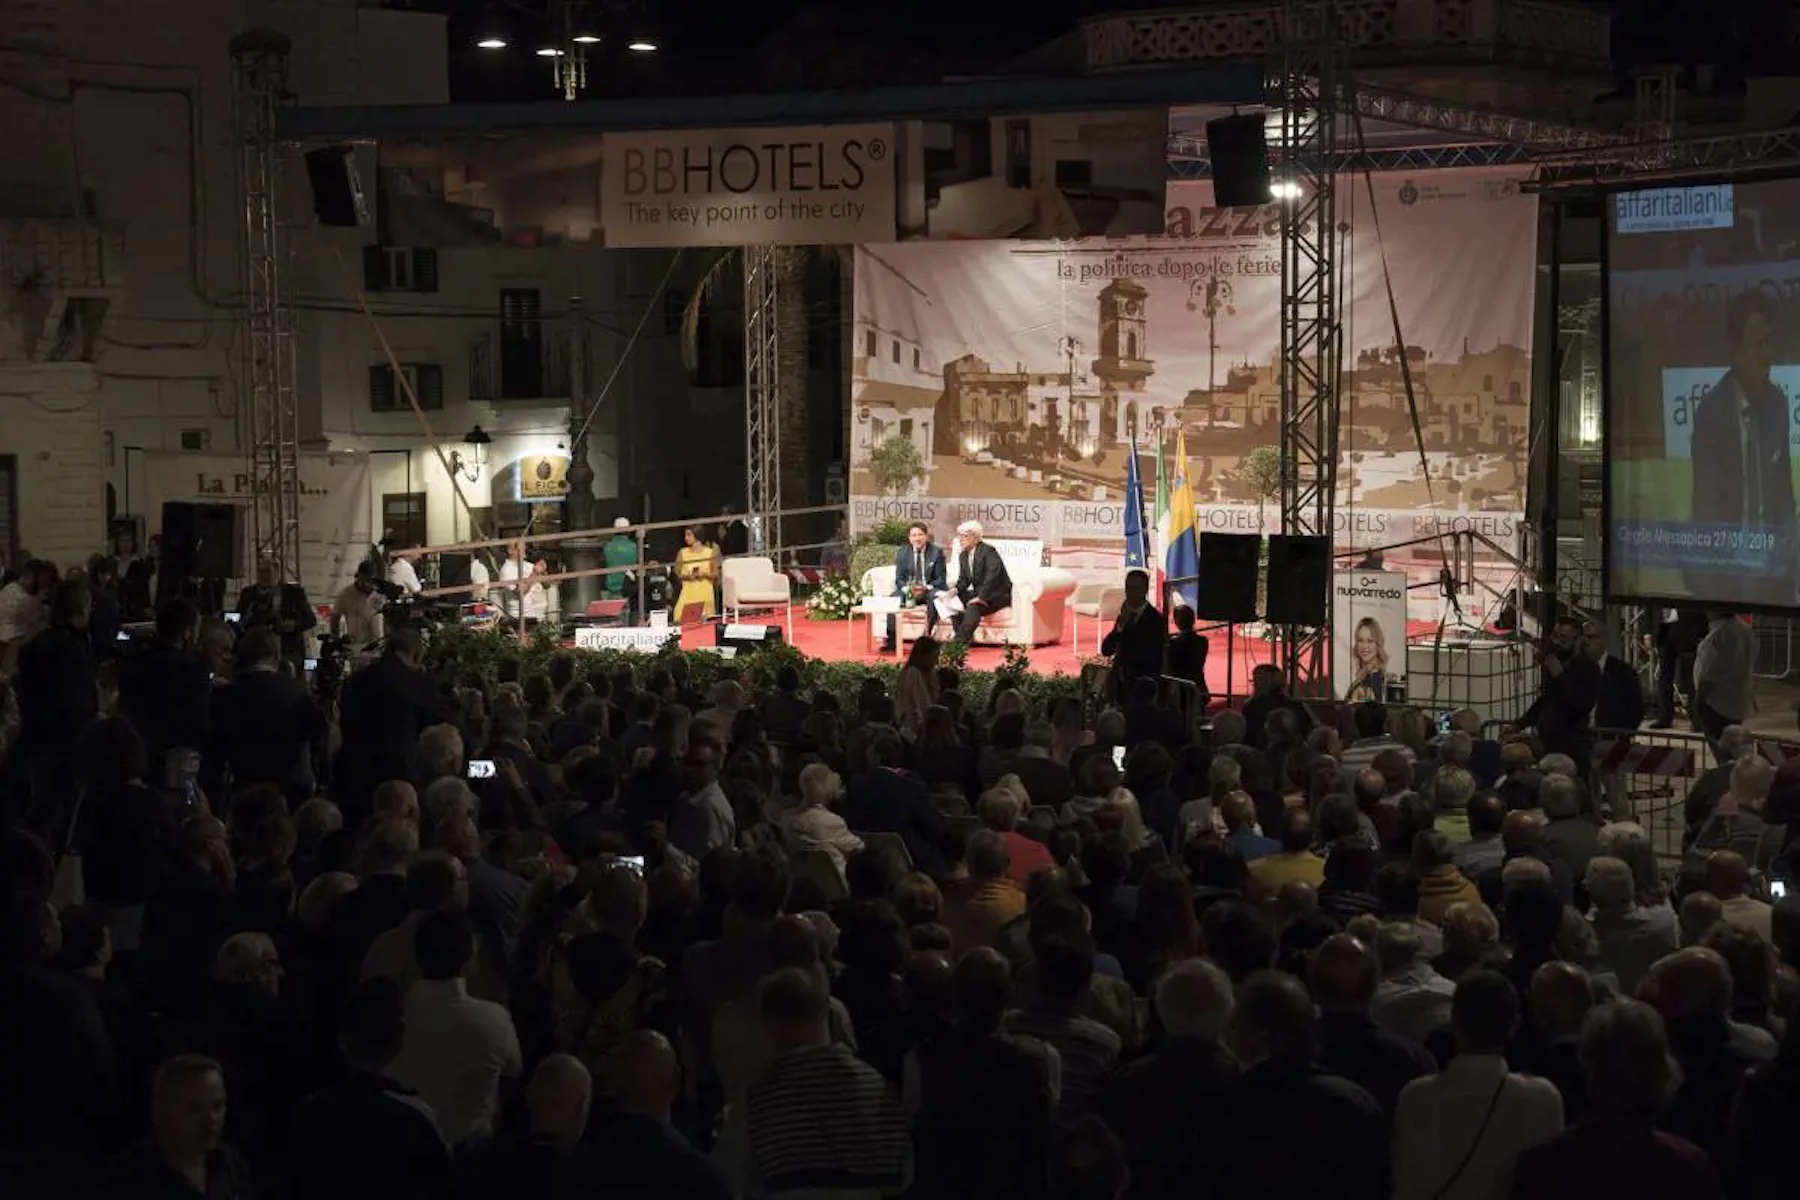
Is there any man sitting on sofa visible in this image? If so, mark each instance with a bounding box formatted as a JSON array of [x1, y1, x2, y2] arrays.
[[939, 520, 1012, 646], [882, 520, 947, 652]]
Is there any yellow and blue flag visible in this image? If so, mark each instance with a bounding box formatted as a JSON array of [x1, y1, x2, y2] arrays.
[[1165, 430, 1200, 608]]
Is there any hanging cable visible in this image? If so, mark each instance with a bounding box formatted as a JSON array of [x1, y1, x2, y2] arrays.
[[569, 249, 684, 447]]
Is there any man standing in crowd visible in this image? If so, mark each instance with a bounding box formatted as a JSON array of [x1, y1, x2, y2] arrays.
[[1693, 611, 1755, 744], [942, 520, 1011, 646], [1639, 607, 1706, 729], [332, 562, 385, 649], [1520, 616, 1601, 763], [1102, 569, 1165, 692], [236, 557, 317, 671]]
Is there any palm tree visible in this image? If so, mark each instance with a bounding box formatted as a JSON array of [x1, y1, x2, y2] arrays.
[[679, 246, 840, 551]]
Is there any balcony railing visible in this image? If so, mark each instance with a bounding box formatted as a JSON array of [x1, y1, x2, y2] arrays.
[[0, 217, 126, 364], [468, 322, 589, 404], [1081, 0, 1611, 75]]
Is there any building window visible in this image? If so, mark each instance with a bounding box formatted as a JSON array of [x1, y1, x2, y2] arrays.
[[0, 454, 16, 565], [864, 330, 877, 358], [913, 346, 921, 370], [1126, 332, 1138, 360], [362, 246, 440, 293], [1508, 379, 1522, 402], [179, 428, 211, 451], [381, 491, 428, 548], [891, 339, 900, 363], [499, 288, 545, 400], [1005, 119, 1031, 188], [1482, 374, 1494, 392], [369, 363, 445, 412]]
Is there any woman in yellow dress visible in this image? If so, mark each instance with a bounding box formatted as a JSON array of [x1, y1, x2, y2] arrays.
[[674, 525, 719, 621]]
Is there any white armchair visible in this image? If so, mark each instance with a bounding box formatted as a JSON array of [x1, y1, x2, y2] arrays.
[[722, 556, 793, 641], [1069, 579, 1128, 655]]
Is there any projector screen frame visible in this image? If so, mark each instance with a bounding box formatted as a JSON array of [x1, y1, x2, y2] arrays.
[[1597, 169, 1800, 615]]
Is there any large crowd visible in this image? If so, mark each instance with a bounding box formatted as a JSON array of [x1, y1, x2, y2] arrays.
[[0, 564, 1798, 1200]]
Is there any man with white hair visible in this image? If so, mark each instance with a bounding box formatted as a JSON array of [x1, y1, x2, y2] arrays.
[[1099, 958, 1239, 1199], [1540, 773, 1599, 882], [1689, 754, 1783, 868], [1585, 855, 1678, 994], [1684, 724, 1753, 843], [942, 519, 1011, 645]]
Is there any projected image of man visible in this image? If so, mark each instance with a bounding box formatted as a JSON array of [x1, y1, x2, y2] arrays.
[[1690, 289, 1795, 599]]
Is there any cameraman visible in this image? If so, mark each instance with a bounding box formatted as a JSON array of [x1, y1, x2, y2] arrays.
[[1519, 615, 1602, 764], [236, 557, 317, 670]]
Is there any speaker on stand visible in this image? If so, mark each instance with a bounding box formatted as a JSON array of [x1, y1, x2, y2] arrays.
[[1265, 535, 1331, 626], [1195, 532, 1262, 705]]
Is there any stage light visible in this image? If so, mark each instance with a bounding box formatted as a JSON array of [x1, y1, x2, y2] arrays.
[[1270, 180, 1303, 201], [476, 37, 508, 49], [573, 34, 601, 44], [536, 46, 564, 57], [627, 38, 657, 52]]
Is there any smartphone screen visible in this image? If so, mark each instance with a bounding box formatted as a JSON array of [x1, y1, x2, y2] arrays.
[[618, 855, 646, 875], [303, 657, 318, 672], [1437, 712, 1455, 734], [224, 612, 241, 625], [1773, 879, 1790, 900], [1111, 745, 1126, 770], [116, 631, 131, 642], [466, 759, 497, 780]]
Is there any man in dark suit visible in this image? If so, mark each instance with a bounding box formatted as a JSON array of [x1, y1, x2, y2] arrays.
[[944, 520, 1011, 646], [1102, 568, 1165, 689], [332, 625, 450, 817], [236, 557, 318, 671], [883, 520, 947, 651], [1690, 289, 1796, 605], [210, 627, 328, 802], [1519, 617, 1603, 764], [1585, 620, 1646, 732]]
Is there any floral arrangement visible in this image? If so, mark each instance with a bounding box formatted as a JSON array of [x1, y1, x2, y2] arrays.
[[805, 573, 863, 622]]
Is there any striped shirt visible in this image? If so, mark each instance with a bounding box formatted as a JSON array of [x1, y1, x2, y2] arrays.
[[1340, 734, 1415, 779], [1002, 1009, 1122, 1127], [744, 1043, 912, 1196]]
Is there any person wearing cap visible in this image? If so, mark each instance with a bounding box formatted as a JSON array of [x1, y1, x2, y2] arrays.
[[602, 517, 638, 602], [942, 520, 1011, 646]]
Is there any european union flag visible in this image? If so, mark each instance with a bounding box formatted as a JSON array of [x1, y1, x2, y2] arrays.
[[1123, 438, 1149, 568]]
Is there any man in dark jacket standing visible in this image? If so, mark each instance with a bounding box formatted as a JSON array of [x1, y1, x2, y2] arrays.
[[117, 598, 213, 792], [1520, 617, 1602, 764], [945, 519, 1012, 646], [333, 626, 449, 817], [1102, 569, 1165, 691], [210, 628, 327, 803], [14, 577, 98, 834]]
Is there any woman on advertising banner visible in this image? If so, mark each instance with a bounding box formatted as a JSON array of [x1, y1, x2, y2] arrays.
[[1344, 616, 1390, 703]]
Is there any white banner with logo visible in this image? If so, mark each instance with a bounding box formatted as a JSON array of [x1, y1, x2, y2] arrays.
[[849, 166, 1535, 579], [1333, 570, 1409, 701], [573, 626, 681, 653], [139, 453, 372, 602], [599, 123, 896, 246]]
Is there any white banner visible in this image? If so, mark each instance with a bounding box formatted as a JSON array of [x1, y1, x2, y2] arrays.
[[573, 626, 680, 653], [1333, 570, 1409, 701], [849, 166, 1535, 569], [140, 453, 372, 602], [600, 124, 896, 247]]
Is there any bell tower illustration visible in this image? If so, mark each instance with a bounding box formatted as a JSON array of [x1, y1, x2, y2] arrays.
[[1092, 278, 1153, 392]]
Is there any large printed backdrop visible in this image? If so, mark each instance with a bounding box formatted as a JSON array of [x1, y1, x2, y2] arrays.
[[848, 168, 1537, 554]]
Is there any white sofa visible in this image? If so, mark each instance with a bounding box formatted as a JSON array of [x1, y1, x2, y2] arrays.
[[859, 538, 1077, 649]]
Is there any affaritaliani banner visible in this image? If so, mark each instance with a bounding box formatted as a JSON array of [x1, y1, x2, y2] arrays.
[[849, 166, 1536, 564], [139, 453, 372, 602]]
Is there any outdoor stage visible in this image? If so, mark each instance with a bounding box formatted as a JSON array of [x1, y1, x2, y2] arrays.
[[663, 605, 1442, 698]]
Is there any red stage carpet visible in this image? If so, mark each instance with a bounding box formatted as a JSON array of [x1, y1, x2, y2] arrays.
[[675, 607, 1455, 700]]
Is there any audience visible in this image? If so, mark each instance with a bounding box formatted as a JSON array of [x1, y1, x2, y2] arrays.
[[0, 600, 1791, 1200]]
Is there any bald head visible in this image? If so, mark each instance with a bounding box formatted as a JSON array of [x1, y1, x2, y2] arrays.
[[527, 1054, 592, 1143], [1309, 933, 1378, 1012], [609, 1030, 681, 1118], [1529, 961, 1594, 1040], [1353, 768, 1385, 807], [1500, 810, 1544, 854]]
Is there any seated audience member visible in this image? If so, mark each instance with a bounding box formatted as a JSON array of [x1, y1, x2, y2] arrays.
[[1248, 810, 1325, 896], [1392, 970, 1564, 1200], [1370, 921, 1458, 1047], [1510, 1000, 1720, 1200], [1309, 934, 1436, 1124]]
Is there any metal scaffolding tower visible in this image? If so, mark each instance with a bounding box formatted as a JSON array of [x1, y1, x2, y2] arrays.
[[232, 30, 303, 584], [1275, 0, 1340, 693], [743, 245, 782, 552]]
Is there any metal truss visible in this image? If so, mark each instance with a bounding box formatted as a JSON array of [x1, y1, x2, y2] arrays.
[[1275, 0, 1340, 693], [1167, 137, 1534, 177], [1349, 85, 1624, 152], [743, 244, 781, 553], [1528, 124, 1800, 189], [232, 31, 302, 585]]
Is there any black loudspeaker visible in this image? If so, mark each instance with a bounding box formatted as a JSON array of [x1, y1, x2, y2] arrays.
[[1264, 535, 1332, 625], [304, 145, 368, 227], [1196, 533, 1261, 622], [716, 622, 786, 653], [1205, 113, 1271, 208], [161, 501, 243, 582]]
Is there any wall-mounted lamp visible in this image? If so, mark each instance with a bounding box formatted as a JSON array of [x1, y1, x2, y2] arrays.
[[450, 424, 492, 484]]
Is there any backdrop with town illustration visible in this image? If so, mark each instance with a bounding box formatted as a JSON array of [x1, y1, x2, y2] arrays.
[[848, 167, 1536, 558]]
